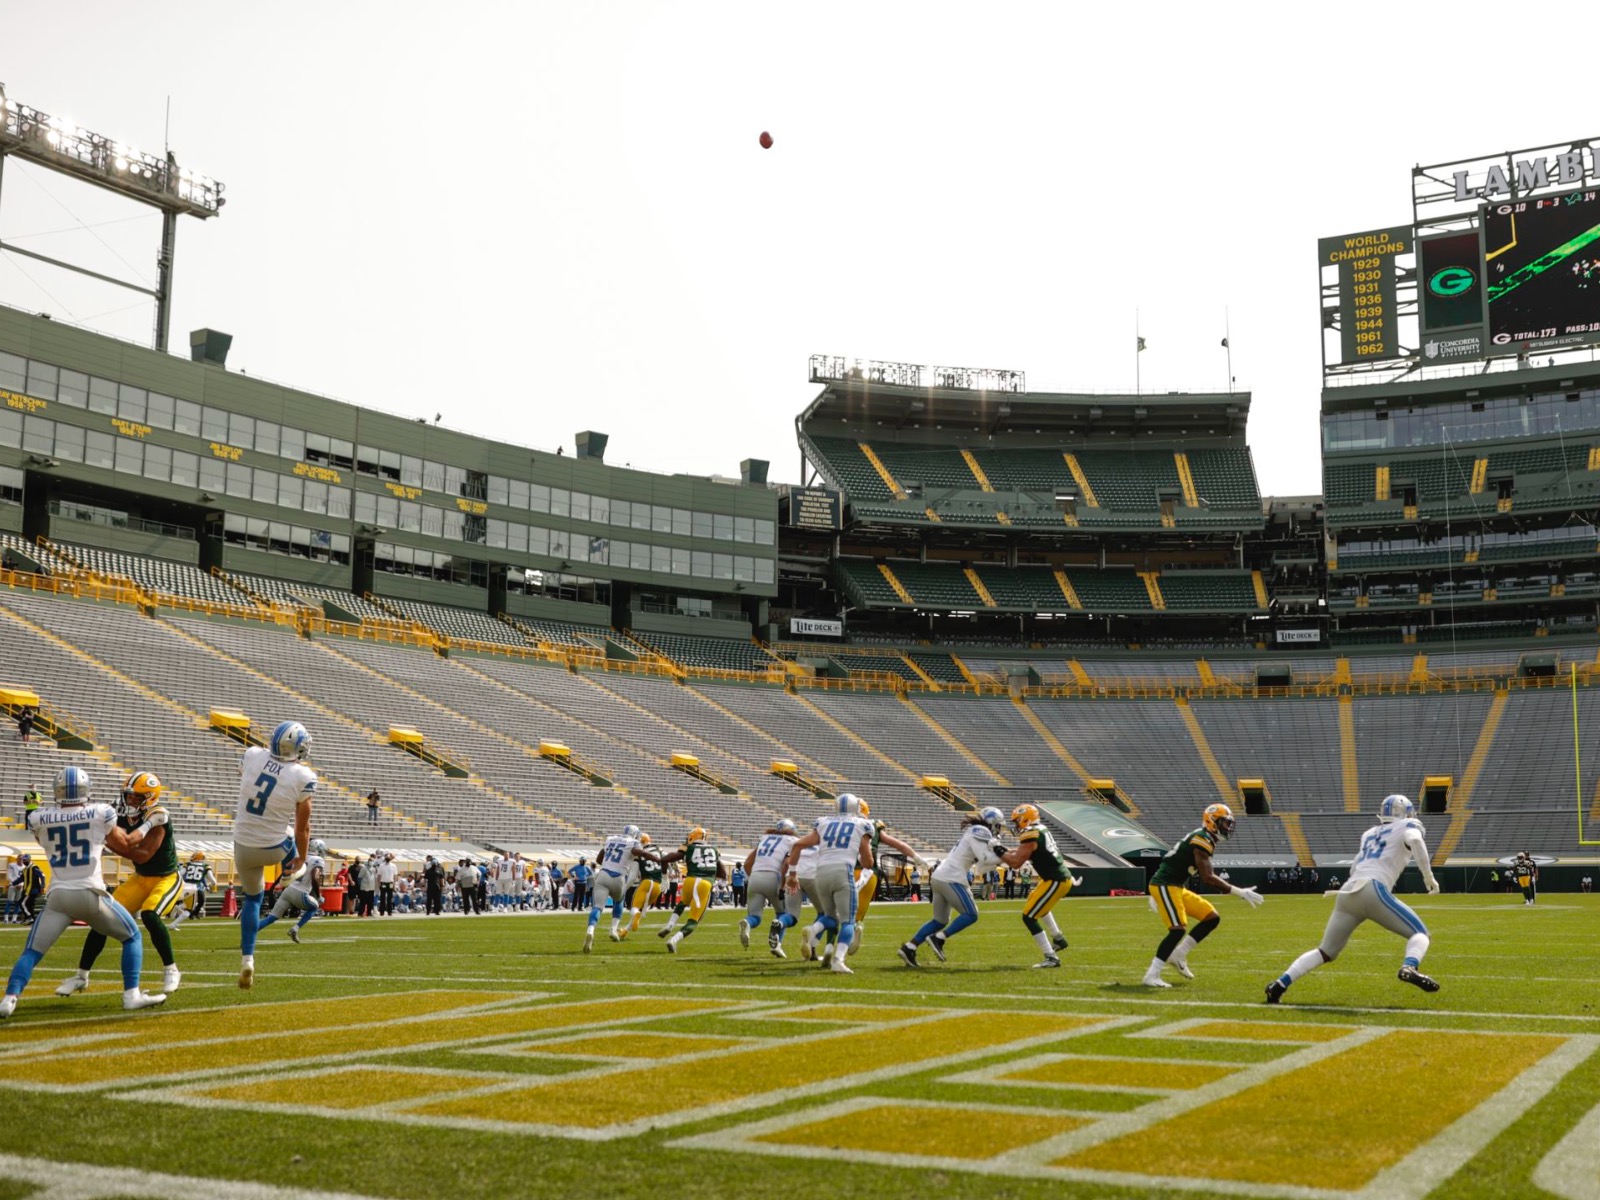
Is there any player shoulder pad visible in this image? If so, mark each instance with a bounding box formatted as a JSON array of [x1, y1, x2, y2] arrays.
[[973, 825, 993, 841], [1020, 828, 1040, 843]]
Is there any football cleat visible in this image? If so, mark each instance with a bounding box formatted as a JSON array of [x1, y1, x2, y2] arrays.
[[848, 922, 864, 956], [608, 930, 621, 943], [770, 940, 786, 960], [55, 970, 90, 997], [582, 929, 594, 954], [897, 943, 920, 968], [162, 965, 182, 993], [1143, 972, 1173, 989], [1010, 803, 1040, 834], [1265, 979, 1288, 1005], [1051, 933, 1070, 952], [666, 933, 681, 954], [1398, 966, 1440, 993], [929, 933, 948, 963], [268, 720, 312, 762], [739, 921, 751, 949], [287, 926, 301, 944], [123, 991, 166, 1011], [1033, 955, 1062, 969], [54, 765, 92, 804], [1171, 959, 1195, 980], [829, 956, 854, 975], [0, 994, 16, 1019], [1202, 803, 1236, 839], [657, 925, 673, 938], [819, 942, 835, 965], [238, 955, 255, 990], [1378, 794, 1417, 824], [800, 926, 817, 961]]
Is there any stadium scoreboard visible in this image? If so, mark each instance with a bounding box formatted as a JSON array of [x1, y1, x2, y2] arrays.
[[782, 486, 842, 531], [1321, 138, 1600, 376]]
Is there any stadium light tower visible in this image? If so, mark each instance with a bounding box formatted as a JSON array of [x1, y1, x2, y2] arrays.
[[0, 82, 224, 352]]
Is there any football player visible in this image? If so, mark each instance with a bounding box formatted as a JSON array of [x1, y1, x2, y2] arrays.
[[170, 852, 216, 927], [655, 827, 723, 953], [740, 818, 798, 951], [847, 801, 927, 957], [257, 837, 327, 942], [1267, 794, 1440, 1002], [1514, 852, 1538, 905], [898, 807, 1006, 968], [623, 834, 663, 936], [1144, 803, 1264, 988], [232, 721, 318, 990], [586, 825, 658, 951], [781, 796, 874, 975], [57, 771, 184, 998], [998, 804, 1081, 969], [1, 768, 167, 1017]]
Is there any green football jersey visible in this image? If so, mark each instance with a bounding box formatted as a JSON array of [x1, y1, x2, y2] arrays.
[[639, 853, 664, 883], [684, 842, 720, 879], [1019, 825, 1068, 882], [1149, 827, 1219, 888], [122, 811, 179, 878]]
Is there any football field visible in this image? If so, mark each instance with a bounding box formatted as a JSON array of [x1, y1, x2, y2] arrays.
[[3, 894, 1599, 1200]]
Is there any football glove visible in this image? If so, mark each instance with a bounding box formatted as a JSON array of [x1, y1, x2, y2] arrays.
[[1232, 886, 1265, 908], [1425, 879, 1441, 895]]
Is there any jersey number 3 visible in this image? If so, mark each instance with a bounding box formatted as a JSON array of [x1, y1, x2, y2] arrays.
[[246, 772, 277, 815]]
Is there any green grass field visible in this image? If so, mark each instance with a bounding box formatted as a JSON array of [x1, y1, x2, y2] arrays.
[[3, 893, 1599, 1200]]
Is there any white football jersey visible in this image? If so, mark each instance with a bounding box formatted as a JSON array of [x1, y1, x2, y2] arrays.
[[27, 802, 117, 892], [287, 854, 326, 894], [813, 814, 872, 868], [1346, 819, 1430, 890], [934, 823, 999, 884], [795, 842, 820, 881], [234, 746, 318, 848], [751, 831, 797, 877], [598, 834, 639, 877]]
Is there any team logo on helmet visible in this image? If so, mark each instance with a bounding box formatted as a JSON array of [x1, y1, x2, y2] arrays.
[[53, 766, 92, 804], [121, 771, 163, 821], [1202, 803, 1236, 839], [979, 806, 1006, 833], [622, 824, 641, 841], [1377, 794, 1416, 824], [269, 720, 312, 762], [775, 818, 798, 835], [1010, 803, 1040, 833]]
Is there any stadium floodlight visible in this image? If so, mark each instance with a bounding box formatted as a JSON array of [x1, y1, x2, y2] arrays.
[[0, 82, 225, 352]]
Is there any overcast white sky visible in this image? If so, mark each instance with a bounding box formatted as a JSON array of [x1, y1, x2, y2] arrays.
[[3, 3, 1594, 494]]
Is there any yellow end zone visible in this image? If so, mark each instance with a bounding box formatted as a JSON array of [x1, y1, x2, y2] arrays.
[[1001, 1056, 1237, 1091], [1056, 1031, 1567, 1190], [198, 1065, 485, 1107], [764, 1004, 939, 1024], [525, 1033, 751, 1059], [757, 1104, 1088, 1160], [1178, 1020, 1357, 1043]]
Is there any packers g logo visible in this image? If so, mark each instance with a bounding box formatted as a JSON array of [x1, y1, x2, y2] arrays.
[[1428, 266, 1476, 296]]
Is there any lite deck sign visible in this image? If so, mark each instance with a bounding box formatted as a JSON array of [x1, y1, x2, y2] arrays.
[[783, 487, 843, 531], [1318, 226, 1411, 363]]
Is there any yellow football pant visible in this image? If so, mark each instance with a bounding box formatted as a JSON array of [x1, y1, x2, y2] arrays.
[[628, 880, 662, 929], [113, 872, 183, 919], [1023, 876, 1071, 921], [855, 870, 878, 922], [1150, 884, 1215, 931], [678, 877, 712, 921]]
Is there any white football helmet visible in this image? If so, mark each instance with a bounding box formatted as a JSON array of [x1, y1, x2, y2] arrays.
[[774, 818, 798, 835], [622, 824, 641, 841], [269, 720, 311, 761], [308, 838, 327, 857], [979, 806, 1006, 834], [1377, 794, 1416, 824], [836, 793, 862, 816], [54, 766, 92, 804]]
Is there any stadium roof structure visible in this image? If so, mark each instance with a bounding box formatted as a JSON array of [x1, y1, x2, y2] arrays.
[[799, 376, 1251, 443]]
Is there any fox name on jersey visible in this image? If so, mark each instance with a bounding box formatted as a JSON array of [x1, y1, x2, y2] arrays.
[[235, 743, 318, 846]]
